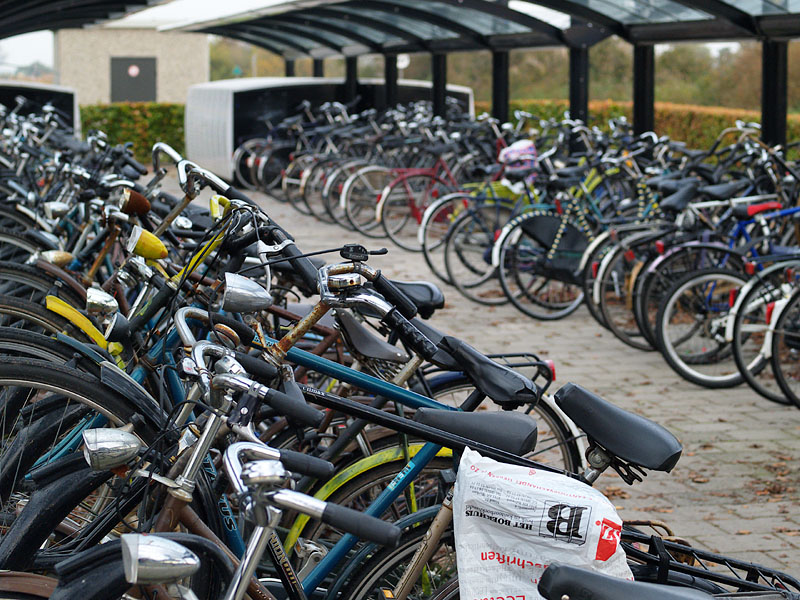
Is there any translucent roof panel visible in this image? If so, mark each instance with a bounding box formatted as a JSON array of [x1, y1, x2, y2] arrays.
[[294, 14, 403, 44], [379, 0, 533, 35], [326, 5, 460, 39], [570, 0, 710, 24], [508, 1, 572, 30], [265, 20, 362, 47], [725, 0, 796, 15]]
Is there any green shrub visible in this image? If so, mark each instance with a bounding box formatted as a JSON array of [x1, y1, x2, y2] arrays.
[[80, 102, 185, 165], [475, 98, 800, 150]]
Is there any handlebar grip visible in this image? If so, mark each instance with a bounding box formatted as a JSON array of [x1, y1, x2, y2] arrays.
[[382, 309, 437, 361], [263, 388, 325, 428], [234, 351, 279, 382], [278, 449, 334, 480], [321, 504, 401, 547], [279, 239, 320, 295], [372, 272, 417, 319], [207, 313, 256, 345], [222, 185, 259, 207], [124, 154, 148, 176], [127, 281, 174, 333]]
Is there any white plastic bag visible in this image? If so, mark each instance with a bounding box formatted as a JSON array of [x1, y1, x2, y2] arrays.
[[453, 447, 632, 600]]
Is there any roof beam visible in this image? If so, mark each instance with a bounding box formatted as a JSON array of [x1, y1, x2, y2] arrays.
[[273, 15, 384, 52], [228, 22, 329, 55], [249, 18, 368, 54], [433, 0, 565, 45], [668, 0, 760, 36], [519, 0, 628, 40], [202, 26, 305, 58], [311, 6, 428, 46], [348, 0, 491, 48]]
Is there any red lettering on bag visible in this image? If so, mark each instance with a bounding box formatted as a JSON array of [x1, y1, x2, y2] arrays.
[[595, 518, 621, 561]]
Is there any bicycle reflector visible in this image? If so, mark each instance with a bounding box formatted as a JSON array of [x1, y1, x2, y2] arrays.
[[744, 261, 756, 275], [655, 240, 665, 254]]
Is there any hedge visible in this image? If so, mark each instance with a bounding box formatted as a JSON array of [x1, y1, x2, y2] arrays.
[[80, 99, 798, 166], [80, 102, 185, 164], [474, 99, 800, 151]]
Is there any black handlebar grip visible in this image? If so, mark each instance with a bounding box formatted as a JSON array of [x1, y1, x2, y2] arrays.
[[234, 351, 279, 382], [207, 314, 256, 345], [382, 309, 437, 361], [279, 239, 320, 295], [278, 449, 335, 480], [222, 185, 259, 207], [127, 281, 175, 333], [263, 388, 325, 428], [124, 154, 148, 176], [321, 504, 401, 547], [373, 272, 417, 319]]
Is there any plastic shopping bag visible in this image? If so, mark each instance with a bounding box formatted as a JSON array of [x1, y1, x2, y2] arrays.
[[453, 447, 632, 600]]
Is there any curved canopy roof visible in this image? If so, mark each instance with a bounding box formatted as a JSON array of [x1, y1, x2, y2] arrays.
[[187, 0, 800, 59], [0, 0, 161, 40]]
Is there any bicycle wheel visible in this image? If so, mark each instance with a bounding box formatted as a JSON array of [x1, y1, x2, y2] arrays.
[[322, 159, 368, 229], [281, 156, 314, 215], [597, 233, 656, 351], [379, 174, 453, 252], [580, 232, 615, 330], [337, 509, 456, 600], [420, 194, 472, 284], [444, 202, 513, 306], [636, 245, 745, 349], [731, 265, 795, 405], [342, 166, 394, 238], [655, 268, 748, 388], [497, 211, 587, 320], [0, 261, 84, 308], [770, 287, 800, 408], [0, 229, 42, 263], [303, 157, 339, 223], [232, 137, 267, 190]]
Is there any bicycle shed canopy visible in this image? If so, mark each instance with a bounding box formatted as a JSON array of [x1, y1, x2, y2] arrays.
[[3, 0, 800, 146], [178, 0, 800, 147]]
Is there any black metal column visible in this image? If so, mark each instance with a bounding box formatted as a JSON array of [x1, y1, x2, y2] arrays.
[[345, 56, 358, 103], [432, 53, 447, 117], [384, 54, 398, 109], [569, 47, 589, 123], [762, 39, 788, 147], [633, 45, 655, 135], [313, 59, 324, 77], [492, 50, 510, 123], [285, 59, 295, 77]]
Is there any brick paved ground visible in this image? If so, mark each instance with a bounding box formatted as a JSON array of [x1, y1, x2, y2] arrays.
[[225, 189, 800, 575]]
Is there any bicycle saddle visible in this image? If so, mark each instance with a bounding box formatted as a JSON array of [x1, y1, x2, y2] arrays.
[[698, 179, 750, 200], [554, 165, 588, 178], [432, 336, 539, 409], [660, 182, 698, 214], [554, 383, 682, 472], [413, 408, 537, 456], [538, 563, 712, 600], [391, 280, 445, 319], [336, 309, 409, 363]]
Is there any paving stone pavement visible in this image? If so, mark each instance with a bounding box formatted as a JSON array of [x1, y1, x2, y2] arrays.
[[206, 187, 800, 575]]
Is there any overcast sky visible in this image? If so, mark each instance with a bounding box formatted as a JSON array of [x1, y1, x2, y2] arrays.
[[0, 1, 739, 69]]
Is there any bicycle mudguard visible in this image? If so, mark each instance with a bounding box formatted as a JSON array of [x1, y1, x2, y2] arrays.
[[99, 361, 168, 429], [283, 444, 452, 556]]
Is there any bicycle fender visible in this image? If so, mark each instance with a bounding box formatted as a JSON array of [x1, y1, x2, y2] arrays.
[[99, 361, 168, 429], [45, 295, 106, 347], [15, 204, 53, 232], [283, 444, 452, 556]]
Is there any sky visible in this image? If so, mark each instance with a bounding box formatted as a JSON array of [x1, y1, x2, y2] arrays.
[[0, 0, 742, 69]]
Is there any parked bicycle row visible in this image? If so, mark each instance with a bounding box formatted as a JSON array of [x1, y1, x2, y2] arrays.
[[246, 99, 800, 407], [0, 98, 797, 599]]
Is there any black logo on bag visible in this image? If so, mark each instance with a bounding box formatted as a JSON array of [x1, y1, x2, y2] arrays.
[[539, 502, 590, 545]]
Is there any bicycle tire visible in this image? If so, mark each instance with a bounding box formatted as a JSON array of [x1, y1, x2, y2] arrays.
[[655, 268, 748, 388], [770, 287, 800, 408], [342, 166, 394, 238]]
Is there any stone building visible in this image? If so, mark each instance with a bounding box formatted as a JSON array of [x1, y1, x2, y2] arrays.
[[54, 28, 208, 105]]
